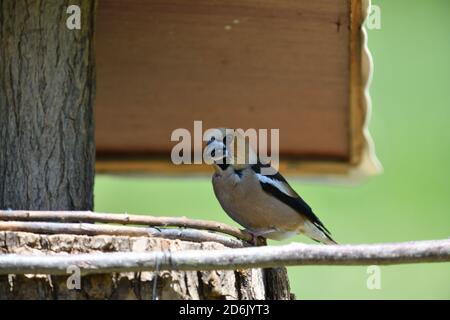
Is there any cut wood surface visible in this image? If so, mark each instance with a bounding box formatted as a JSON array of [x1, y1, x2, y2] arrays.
[[0, 231, 290, 300], [0, 210, 254, 242]]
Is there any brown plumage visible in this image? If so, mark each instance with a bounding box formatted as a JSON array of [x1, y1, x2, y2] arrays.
[[205, 129, 336, 244]]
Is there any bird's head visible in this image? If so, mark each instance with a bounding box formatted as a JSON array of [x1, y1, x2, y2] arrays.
[[204, 128, 258, 172]]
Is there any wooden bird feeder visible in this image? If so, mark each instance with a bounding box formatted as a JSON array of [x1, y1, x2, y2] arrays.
[[95, 0, 381, 179]]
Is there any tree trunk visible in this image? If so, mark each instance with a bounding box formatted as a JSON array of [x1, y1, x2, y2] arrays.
[[0, 0, 96, 210], [0, 1, 292, 300], [0, 231, 292, 300]]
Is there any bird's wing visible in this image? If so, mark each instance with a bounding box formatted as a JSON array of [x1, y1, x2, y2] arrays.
[[251, 163, 332, 236]]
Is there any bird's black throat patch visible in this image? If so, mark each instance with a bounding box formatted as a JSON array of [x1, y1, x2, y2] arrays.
[[234, 169, 243, 178], [216, 163, 229, 170]]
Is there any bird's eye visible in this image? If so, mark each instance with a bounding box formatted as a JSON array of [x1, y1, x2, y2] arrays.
[[206, 136, 216, 147]]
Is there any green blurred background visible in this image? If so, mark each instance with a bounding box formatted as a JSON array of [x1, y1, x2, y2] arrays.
[[95, 0, 450, 299]]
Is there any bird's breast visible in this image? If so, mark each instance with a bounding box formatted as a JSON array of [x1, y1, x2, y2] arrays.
[[212, 171, 304, 233]]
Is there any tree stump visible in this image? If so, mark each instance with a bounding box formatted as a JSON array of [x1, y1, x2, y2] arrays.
[[0, 231, 291, 300]]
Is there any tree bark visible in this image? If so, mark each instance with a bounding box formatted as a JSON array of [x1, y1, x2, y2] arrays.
[[0, 231, 291, 300], [0, 0, 96, 210]]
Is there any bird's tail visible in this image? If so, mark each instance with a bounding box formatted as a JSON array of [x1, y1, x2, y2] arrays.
[[303, 220, 337, 245]]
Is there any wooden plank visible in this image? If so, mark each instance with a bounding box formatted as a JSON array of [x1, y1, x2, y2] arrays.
[[95, 0, 351, 160], [349, 0, 364, 165]]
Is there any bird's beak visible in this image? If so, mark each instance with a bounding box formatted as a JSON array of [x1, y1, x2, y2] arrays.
[[204, 140, 228, 162]]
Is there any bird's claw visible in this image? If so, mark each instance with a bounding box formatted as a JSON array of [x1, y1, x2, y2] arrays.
[[246, 230, 269, 246]]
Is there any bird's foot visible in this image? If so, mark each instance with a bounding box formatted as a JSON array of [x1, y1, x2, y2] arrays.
[[246, 228, 277, 246], [247, 232, 263, 246]]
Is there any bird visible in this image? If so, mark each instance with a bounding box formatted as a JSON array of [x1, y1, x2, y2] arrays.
[[204, 128, 337, 245]]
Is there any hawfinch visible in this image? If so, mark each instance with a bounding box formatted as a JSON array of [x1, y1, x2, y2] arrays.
[[204, 128, 336, 244]]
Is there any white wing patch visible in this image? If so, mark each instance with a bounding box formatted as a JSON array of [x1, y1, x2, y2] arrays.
[[256, 174, 294, 197]]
